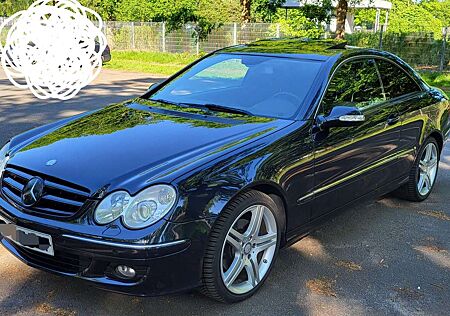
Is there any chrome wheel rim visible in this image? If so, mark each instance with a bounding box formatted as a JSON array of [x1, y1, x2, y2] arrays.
[[418, 142, 438, 196], [220, 205, 277, 295]]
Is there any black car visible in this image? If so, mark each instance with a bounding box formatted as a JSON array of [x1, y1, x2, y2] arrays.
[[0, 39, 449, 303], [96, 42, 111, 63]]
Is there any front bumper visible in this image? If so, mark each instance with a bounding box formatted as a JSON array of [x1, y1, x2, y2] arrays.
[[0, 199, 212, 296]]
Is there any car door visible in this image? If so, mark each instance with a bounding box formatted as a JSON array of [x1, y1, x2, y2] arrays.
[[374, 58, 428, 177], [310, 57, 402, 219]]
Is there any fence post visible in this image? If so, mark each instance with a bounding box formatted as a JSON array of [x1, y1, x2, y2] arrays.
[[440, 27, 447, 71], [378, 24, 384, 50], [276, 23, 281, 38], [233, 23, 238, 45], [103, 22, 108, 45], [196, 33, 200, 55], [384, 10, 389, 32], [162, 22, 166, 53], [131, 22, 135, 49], [374, 9, 381, 33]]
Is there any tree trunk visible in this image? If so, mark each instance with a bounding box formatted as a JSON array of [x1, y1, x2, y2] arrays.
[[335, 0, 348, 39], [240, 0, 251, 23]]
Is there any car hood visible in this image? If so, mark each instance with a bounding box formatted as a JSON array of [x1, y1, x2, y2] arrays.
[[8, 99, 293, 195]]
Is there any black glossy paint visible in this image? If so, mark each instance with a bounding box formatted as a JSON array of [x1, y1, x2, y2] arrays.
[[1, 39, 449, 296]]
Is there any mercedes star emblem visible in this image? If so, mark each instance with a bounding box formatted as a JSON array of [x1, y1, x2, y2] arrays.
[[21, 177, 45, 206]]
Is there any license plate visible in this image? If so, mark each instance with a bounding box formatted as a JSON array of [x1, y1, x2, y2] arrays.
[[0, 216, 54, 256]]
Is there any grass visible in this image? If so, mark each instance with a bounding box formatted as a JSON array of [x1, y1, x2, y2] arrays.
[[419, 71, 450, 93], [104, 51, 198, 76]]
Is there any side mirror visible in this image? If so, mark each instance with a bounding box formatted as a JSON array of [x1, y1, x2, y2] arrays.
[[317, 106, 365, 129], [147, 82, 161, 92]]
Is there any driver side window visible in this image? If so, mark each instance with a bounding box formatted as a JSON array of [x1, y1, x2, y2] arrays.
[[321, 58, 385, 116]]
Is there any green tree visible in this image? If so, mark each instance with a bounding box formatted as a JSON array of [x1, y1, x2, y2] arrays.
[[113, 0, 240, 39], [252, 0, 285, 22], [354, 0, 447, 37], [79, 0, 122, 20], [353, 8, 376, 30], [272, 6, 329, 38], [0, 0, 32, 16], [388, 0, 443, 36], [422, 0, 450, 28]]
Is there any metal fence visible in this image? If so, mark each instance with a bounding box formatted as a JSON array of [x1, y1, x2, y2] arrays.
[[347, 27, 450, 71], [104, 22, 450, 71], [104, 22, 278, 54], [1, 17, 450, 71]]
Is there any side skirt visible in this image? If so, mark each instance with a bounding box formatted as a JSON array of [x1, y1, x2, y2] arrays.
[[282, 175, 409, 248]]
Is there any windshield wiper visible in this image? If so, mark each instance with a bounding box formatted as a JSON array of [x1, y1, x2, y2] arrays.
[[150, 98, 184, 107], [182, 103, 252, 116], [150, 99, 252, 116]]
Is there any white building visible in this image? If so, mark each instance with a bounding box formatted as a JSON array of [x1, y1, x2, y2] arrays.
[[281, 0, 392, 33]]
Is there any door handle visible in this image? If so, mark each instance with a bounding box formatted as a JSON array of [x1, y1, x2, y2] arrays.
[[386, 115, 399, 125]]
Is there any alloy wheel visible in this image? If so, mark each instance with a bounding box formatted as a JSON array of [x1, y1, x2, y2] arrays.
[[220, 204, 277, 295], [417, 142, 438, 196]]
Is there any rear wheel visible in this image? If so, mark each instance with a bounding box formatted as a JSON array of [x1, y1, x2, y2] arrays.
[[397, 138, 440, 201], [201, 190, 281, 302]]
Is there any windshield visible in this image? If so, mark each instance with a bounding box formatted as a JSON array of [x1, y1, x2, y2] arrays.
[[148, 53, 323, 119]]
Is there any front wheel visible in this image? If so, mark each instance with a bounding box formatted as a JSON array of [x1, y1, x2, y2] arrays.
[[396, 137, 440, 201], [201, 190, 281, 303]]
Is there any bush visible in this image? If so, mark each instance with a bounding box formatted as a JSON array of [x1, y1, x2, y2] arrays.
[[346, 32, 447, 68]]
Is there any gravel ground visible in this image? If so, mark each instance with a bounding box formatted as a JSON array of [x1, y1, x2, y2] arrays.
[[0, 68, 449, 316]]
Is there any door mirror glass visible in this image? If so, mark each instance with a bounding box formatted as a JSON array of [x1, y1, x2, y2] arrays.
[[317, 105, 365, 129]]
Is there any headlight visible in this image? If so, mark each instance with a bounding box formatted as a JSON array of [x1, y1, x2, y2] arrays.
[[0, 142, 10, 178], [94, 185, 177, 229]]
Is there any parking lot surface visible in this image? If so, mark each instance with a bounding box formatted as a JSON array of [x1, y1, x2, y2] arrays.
[[0, 68, 449, 316]]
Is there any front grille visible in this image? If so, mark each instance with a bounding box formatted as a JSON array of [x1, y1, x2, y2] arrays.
[[1, 164, 91, 219], [9, 241, 91, 274]]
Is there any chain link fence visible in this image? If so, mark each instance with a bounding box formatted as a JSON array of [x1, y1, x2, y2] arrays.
[[104, 22, 277, 54], [1, 16, 450, 71], [104, 21, 450, 71], [347, 28, 450, 71]]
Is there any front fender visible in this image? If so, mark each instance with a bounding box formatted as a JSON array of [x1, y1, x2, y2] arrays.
[[166, 121, 313, 226], [167, 148, 268, 223]]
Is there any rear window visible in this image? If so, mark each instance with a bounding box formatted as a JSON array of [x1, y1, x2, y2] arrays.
[[149, 54, 323, 119]]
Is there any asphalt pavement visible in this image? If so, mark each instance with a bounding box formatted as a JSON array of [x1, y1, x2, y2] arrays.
[[0, 68, 449, 316]]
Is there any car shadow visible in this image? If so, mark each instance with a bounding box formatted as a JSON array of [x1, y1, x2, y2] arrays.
[[0, 70, 449, 315]]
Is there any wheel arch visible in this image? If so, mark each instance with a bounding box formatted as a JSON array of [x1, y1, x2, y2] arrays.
[[427, 130, 444, 154], [238, 181, 289, 245]]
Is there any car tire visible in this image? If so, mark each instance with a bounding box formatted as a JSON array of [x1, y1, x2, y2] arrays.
[[201, 190, 282, 303], [396, 137, 440, 202]]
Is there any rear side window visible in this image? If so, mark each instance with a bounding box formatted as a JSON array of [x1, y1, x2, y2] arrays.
[[321, 58, 384, 115], [375, 59, 421, 99]]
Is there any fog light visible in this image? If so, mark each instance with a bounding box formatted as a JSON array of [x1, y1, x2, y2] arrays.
[[115, 265, 136, 279]]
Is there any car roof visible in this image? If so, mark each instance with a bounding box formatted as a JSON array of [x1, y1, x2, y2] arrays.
[[216, 38, 372, 62]]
